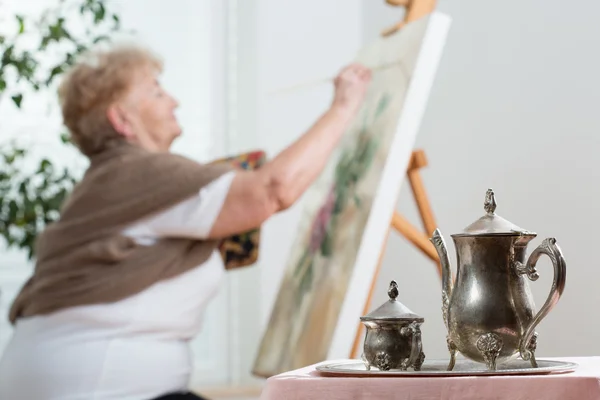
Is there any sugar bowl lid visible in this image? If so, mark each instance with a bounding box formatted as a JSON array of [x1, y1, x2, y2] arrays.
[[453, 188, 536, 237], [360, 280, 424, 322]]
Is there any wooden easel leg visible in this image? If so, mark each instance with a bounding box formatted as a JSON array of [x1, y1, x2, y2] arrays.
[[382, 0, 438, 36], [406, 150, 437, 237], [349, 225, 391, 359], [391, 213, 439, 267], [350, 149, 439, 359]]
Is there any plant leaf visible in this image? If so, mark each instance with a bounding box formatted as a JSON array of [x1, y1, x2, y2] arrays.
[[11, 94, 23, 108], [60, 132, 71, 144], [16, 15, 25, 34], [0, 0, 124, 258], [46, 64, 64, 85], [36, 159, 52, 174], [93, 2, 106, 23]]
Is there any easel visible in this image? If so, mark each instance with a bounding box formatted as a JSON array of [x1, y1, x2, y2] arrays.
[[349, 0, 440, 360]]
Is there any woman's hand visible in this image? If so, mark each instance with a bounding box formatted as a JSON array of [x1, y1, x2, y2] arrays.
[[207, 63, 372, 239], [331, 63, 372, 117]]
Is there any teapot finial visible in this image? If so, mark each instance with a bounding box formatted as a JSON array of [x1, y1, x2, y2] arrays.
[[388, 280, 399, 300], [484, 189, 497, 215]]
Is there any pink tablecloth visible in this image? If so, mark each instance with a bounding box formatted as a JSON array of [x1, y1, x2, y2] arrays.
[[259, 357, 600, 400]]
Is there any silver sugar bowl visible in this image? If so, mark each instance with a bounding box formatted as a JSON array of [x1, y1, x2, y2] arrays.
[[360, 280, 425, 371]]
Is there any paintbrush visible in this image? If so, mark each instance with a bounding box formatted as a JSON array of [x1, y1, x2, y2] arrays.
[[267, 60, 403, 96]]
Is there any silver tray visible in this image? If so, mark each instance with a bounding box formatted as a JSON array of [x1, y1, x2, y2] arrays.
[[316, 358, 578, 377]]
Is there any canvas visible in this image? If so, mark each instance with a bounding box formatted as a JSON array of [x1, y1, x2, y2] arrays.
[[252, 12, 452, 378]]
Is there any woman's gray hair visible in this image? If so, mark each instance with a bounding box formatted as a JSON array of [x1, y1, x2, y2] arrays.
[[57, 42, 163, 156]]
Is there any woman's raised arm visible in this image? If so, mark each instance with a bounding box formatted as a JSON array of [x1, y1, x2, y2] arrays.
[[207, 63, 371, 239]]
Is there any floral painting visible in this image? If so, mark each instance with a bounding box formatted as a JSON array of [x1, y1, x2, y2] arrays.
[[252, 14, 450, 377]]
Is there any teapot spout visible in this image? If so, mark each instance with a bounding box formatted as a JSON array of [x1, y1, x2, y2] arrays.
[[430, 229, 453, 330]]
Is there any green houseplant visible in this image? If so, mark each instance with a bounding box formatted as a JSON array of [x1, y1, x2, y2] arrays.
[[0, 0, 124, 259]]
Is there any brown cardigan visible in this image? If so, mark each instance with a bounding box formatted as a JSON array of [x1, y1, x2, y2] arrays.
[[9, 141, 233, 324]]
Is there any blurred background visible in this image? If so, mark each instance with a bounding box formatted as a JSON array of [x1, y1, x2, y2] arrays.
[[0, 0, 598, 397]]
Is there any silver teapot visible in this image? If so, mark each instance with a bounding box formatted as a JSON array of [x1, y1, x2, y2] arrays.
[[360, 280, 425, 371], [430, 189, 566, 371]]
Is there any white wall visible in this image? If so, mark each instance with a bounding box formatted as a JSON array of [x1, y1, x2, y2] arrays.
[[364, 0, 600, 360]]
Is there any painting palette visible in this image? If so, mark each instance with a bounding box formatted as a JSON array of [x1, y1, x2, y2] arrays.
[[315, 358, 578, 377], [210, 150, 267, 270]]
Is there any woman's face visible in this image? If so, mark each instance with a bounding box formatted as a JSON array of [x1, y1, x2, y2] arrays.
[[108, 65, 181, 152]]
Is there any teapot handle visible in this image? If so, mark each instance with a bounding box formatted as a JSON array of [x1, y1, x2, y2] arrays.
[[516, 237, 566, 366]]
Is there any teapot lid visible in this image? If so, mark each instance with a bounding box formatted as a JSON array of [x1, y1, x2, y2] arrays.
[[455, 189, 536, 237], [360, 281, 424, 322]]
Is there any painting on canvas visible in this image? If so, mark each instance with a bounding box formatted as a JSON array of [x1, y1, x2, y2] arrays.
[[252, 13, 451, 377]]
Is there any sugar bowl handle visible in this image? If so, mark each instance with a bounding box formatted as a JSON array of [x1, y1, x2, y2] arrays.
[[400, 321, 423, 370], [516, 238, 566, 366]]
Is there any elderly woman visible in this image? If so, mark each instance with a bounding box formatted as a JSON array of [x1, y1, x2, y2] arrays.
[[0, 44, 371, 400]]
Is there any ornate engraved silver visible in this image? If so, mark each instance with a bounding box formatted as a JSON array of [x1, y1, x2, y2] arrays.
[[431, 231, 452, 331], [361, 353, 370, 371], [477, 333, 503, 371], [512, 246, 540, 281], [430, 189, 567, 371], [446, 336, 457, 371], [375, 352, 393, 371], [518, 237, 565, 366], [400, 321, 423, 371], [525, 332, 539, 368], [414, 350, 426, 371], [360, 281, 425, 372], [441, 291, 450, 330], [484, 188, 497, 214]]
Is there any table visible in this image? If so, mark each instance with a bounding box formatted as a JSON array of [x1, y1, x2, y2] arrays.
[[259, 357, 600, 400]]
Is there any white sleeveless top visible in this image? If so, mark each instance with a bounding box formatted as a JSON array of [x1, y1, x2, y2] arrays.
[[0, 171, 236, 400]]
